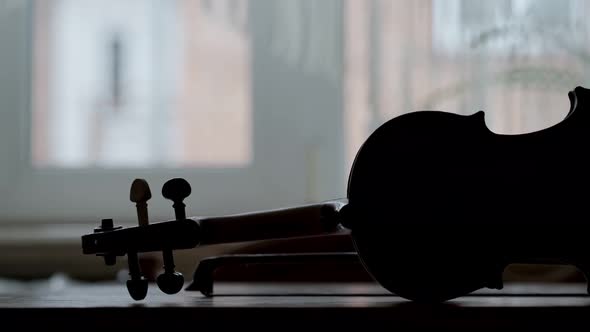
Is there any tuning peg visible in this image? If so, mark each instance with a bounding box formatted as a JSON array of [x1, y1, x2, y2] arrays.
[[94, 218, 122, 266], [162, 178, 191, 220], [130, 179, 152, 226], [126, 179, 150, 300], [155, 178, 190, 294], [126, 251, 148, 300], [156, 249, 184, 294]]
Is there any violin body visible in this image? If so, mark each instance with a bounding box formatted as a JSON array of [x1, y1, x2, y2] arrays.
[[346, 86, 590, 301]]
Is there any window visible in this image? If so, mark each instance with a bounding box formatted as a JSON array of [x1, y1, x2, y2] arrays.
[[0, 0, 346, 226], [344, 0, 590, 169], [1, 0, 589, 231], [33, 0, 251, 168]]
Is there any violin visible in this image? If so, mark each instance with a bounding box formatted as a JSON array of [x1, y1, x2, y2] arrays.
[[82, 86, 590, 302]]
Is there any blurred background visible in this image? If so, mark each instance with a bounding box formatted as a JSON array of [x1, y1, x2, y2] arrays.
[[0, 0, 589, 285]]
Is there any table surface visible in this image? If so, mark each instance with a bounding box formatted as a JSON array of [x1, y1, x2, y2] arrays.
[[1, 278, 589, 331]]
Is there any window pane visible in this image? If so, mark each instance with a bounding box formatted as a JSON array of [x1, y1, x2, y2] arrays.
[[32, 0, 251, 168], [433, 0, 586, 55]]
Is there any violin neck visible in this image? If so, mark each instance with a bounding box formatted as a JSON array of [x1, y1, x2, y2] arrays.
[[82, 201, 346, 256], [196, 201, 345, 245]]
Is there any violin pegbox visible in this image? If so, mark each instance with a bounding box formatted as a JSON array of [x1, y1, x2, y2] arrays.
[[83, 177, 201, 301], [126, 178, 191, 297]]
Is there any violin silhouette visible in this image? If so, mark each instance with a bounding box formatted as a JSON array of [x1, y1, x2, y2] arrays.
[[82, 86, 590, 302]]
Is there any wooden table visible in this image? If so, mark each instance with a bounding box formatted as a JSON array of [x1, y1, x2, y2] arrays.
[[1, 279, 589, 331]]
